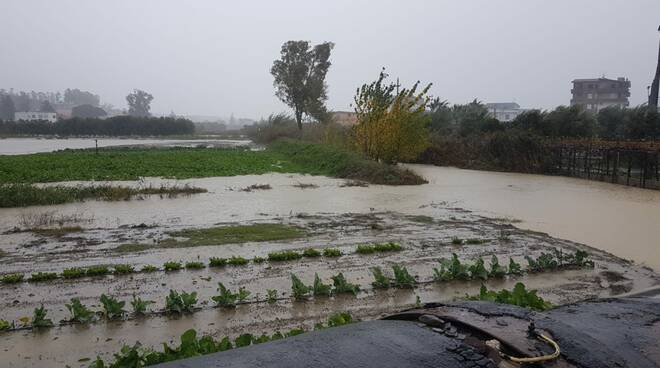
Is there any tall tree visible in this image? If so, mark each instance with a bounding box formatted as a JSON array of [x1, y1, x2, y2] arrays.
[[64, 88, 100, 106], [271, 40, 334, 130], [126, 89, 154, 117], [0, 95, 16, 121], [40, 100, 56, 113]]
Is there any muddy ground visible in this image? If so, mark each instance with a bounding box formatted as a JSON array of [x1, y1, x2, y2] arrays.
[[1, 204, 658, 367]]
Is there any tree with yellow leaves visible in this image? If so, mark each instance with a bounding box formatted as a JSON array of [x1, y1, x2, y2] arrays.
[[352, 69, 432, 164]]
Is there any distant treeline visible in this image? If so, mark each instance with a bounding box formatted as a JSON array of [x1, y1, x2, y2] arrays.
[[0, 116, 194, 136]]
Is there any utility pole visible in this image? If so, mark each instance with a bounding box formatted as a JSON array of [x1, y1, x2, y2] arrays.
[[649, 25, 660, 110]]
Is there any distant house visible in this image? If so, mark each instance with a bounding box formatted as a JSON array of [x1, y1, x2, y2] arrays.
[[14, 111, 57, 123], [331, 111, 358, 126], [486, 102, 524, 122], [570, 77, 631, 113]]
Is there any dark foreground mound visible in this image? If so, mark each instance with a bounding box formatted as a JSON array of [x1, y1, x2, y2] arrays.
[[158, 297, 660, 368]]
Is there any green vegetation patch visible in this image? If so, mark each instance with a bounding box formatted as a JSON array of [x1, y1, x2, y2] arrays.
[[0, 183, 206, 208], [163, 224, 306, 248], [469, 283, 553, 311]]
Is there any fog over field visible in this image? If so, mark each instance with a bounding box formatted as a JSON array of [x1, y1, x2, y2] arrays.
[[1, 0, 659, 118]]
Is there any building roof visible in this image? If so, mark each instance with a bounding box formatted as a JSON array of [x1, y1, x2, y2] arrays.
[[486, 102, 520, 110], [572, 77, 628, 83]]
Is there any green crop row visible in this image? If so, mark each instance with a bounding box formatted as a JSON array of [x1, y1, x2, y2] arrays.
[[87, 312, 354, 368]]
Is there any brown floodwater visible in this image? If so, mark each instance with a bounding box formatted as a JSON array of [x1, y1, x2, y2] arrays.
[[1, 165, 658, 270]]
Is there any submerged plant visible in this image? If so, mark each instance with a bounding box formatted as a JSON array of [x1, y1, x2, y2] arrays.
[[371, 267, 390, 289], [32, 305, 54, 329], [62, 267, 86, 279], [113, 264, 135, 275], [331, 273, 360, 295], [165, 290, 198, 314], [468, 257, 489, 281], [208, 257, 227, 268], [227, 256, 249, 266], [302, 248, 321, 258], [185, 261, 205, 270], [312, 273, 332, 297], [1, 273, 24, 284], [28, 272, 58, 283], [66, 298, 95, 324], [266, 289, 278, 304], [100, 294, 126, 320], [508, 257, 523, 276], [163, 261, 183, 272], [434, 254, 470, 282], [290, 274, 311, 300], [131, 295, 152, 315], [212, 282, 250, 307], [268, 251, 302, 262], [489, 255, 507, 278], [323, 248, 342, 257], [86, 266, 110, 277], [392, 265, 416, 288]]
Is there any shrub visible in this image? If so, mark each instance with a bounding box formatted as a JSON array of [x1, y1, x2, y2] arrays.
[[131, 295, 152, 315], [331, 273, 360, 295], [312, 273, 332, 297], [1, 273, 24, 284], [66, 298, 95, 323], [371, 267, 390, 289], [113, 264, 135, 275], [228, 256, 249, 266], [209, 257, 227, 268], [100, 294, 126, 319], [32, 305, 54, 328], [323, 248, 342, 257], [268, 251, 302, 262], [185, 261, 205, 270], [290, 274, 311, 300], [163, 261, 183, 272], [165, 290, 197, 314], [86, 266, 110, 277], [392, 265, 416, 288], [61, 268, 86, 279], [302, 248, 321, 258], [28, 272, 58, 282]]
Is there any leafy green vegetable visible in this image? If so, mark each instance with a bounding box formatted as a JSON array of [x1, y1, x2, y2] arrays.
[[131, 295, 152, 315], [371, 267, 390, 289], [227, 256, 249, 266], [290, 274, 311, 300], [252, 256, 266, 264], [468, 257, 488, 281], [32, 305, 54, 328], [86, 266, 110, 277], [470, 283, 553, 311], [312, 273, 332, 297], [392, 265, 416, 288], [66, 298, 95, 323], [489, 255, 507, 278], [266, 289, 278, 304], [140, 265, 159, 273], [163, 261, 183, 272], [208, 257, 227, 267], [212, 283, 250, 307], [302, 248, 321, 257], [323, 248, 342, 257], [508, 258, 522, 275], [62, 268, 86, 279], [165, 290, 197, 314], [184, 261, 205, 270], [100, 294, 126, 319], [113, 264, 135, 275], [331, 273, 360, 295], [268, 251, 302, 262], [1, 273, 24, 284], [28, 272, 58, 282]]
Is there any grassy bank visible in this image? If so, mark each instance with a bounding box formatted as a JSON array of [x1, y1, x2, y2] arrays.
[[0, 141, 425, 185], [0, 183, 206, 208]]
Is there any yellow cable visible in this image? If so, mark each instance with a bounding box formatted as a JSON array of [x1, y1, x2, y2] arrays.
[[500, 333, 561, 364]]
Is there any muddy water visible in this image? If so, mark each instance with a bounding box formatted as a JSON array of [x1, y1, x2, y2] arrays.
[[0, 137, 251, 155], [1, 165, 658, 269]]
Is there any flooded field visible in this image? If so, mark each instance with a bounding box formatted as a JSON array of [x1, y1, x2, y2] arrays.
[[0, 166, 659, 367], [0, 137, 251, 155]]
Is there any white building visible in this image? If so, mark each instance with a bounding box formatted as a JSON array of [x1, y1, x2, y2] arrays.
[[486, 102, 525, 122], [14, 111, 57, 123]]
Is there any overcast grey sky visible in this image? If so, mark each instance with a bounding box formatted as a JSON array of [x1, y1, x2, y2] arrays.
[[1, 0, 659, 119]]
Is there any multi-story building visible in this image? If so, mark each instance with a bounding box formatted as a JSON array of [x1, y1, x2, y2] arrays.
[[570, 77, 631, 113], [486, 102, 525, 122]]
